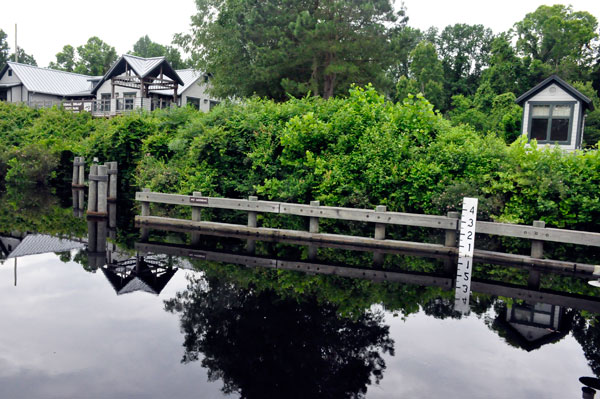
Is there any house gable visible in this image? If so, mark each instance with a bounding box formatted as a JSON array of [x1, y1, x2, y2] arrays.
[[517, 76, 592, 150]]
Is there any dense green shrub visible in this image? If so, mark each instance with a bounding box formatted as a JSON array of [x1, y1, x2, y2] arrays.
[[0, 87, 598, 235]]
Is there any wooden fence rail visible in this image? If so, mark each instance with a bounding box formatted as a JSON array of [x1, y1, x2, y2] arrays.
[[135, 190, 600, 249]]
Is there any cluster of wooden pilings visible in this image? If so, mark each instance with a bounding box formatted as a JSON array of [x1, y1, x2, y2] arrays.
[[71, 157, 119, 267]]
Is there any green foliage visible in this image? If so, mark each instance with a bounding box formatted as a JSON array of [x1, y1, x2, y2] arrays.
[[2, 143, 59, 185], [74, 37, 118, 76], [176, 0, 401, 99], [571, 81, 600, 148], [130, 35, 188, 69], [0, 29, 10, 68], [514, 4, 599, 80], [10, 48, 37, 66], [48, 45, 76, 72]]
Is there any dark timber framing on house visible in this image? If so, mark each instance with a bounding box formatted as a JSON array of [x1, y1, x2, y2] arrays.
[[91, 55, 184, 104]]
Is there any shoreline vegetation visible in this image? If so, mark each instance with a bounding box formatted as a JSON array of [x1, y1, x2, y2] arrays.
[[0, 87, 598, 234]]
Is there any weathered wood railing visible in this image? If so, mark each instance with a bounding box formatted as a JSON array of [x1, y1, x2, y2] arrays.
[[135, 191, 600, 264]]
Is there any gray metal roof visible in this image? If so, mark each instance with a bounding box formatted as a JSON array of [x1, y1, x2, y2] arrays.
[[122, 55, 165, 78], [150, 69, 205, 96], [2, 62, 95, 97], [7, 234, 85, 258], [516, 75, 594, 111]]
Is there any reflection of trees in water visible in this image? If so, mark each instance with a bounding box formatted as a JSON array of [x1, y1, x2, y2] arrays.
[[572, 313, 600, 377], [165, 275, 394, 398]]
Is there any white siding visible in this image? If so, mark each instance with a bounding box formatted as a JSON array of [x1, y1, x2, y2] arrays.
[[0, 68, 22, 85], [1, 67, 24, 103], [95, 77, 142, 100], [29, 92, 64, 106], [10, 85, 26, 102], [521, 83, 580, 150], [180, 79, 213, 112]]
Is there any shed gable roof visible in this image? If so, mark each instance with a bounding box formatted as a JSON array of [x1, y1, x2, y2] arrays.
[[516, 75, 594, 111]]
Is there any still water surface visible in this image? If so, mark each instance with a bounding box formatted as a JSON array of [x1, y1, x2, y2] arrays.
[[0, 250, 597, 398]]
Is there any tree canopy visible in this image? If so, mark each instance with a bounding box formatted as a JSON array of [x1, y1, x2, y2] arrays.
[[0, 29, 9, 69], [48, 37, 117, 76], [130, 35, 188, 69], [176, 0, 404, 100]]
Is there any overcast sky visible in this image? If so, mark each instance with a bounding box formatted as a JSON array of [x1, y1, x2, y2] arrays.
[[1, 0, 599, 68]]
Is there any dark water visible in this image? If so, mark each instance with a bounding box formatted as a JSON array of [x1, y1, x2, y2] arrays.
[[1, 187, 600, 398]]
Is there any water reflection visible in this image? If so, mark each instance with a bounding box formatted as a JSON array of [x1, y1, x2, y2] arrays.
[[164, 275, 394, 398], [101, 255, 178, 296]]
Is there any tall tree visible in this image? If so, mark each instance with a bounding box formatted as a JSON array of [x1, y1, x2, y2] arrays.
[[514, 4, 598, 80], [176, 0, 402, 100], [436, 23, 493, 105], [407, 41, 444, 109], [48, 45, 76, 72], [74, 36, 117, 76], [0, 29, 9, 69], [388, 26, 423, 82], [130, 35, 188, 69], [10, 48, 37, 66]]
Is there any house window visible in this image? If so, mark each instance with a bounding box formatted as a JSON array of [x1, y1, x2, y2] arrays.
[[101, 93, 111, 112], [529, 102, 573, 143], [8, 69, 12, 76], [124, 92, 135, 110], [186, 97, 200, 110]]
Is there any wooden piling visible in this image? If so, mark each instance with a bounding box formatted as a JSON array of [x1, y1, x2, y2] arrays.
[[72, 157, 86, 188], [87, 164, 98, 213], [72, 157, 79, 186], [107, 162, 118, 202], [97, 165, 108, 216], [531, 220, 545, 258]]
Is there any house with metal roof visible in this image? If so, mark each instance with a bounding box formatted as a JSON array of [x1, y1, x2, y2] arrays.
[[0, 62, 96, 107], [0, 54, 220, 116], [516, 75, 594, 150]]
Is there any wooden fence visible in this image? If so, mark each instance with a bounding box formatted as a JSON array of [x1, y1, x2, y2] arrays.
[[134, 190, 600, 267]]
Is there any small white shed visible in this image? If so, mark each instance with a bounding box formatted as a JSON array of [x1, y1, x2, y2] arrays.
[[516, 75, 594, 150]]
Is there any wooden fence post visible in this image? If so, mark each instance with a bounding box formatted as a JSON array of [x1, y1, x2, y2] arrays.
[[445, 211, 460, 247], [191, 191, 202, 246], [248, 196, 258, 227], [140, 188, 150, 241], [309, 200, 320, 233], [531, 220, 545, 258], [374, 205, 386, 240]]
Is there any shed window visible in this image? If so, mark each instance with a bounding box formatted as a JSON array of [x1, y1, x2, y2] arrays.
[[529, 103, 573, 143]]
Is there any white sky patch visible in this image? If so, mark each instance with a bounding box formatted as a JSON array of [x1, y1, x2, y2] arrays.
[[1, 0, 599, 68]]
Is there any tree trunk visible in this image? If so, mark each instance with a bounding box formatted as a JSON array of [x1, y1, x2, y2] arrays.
[[322, 52, 336, 99]]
